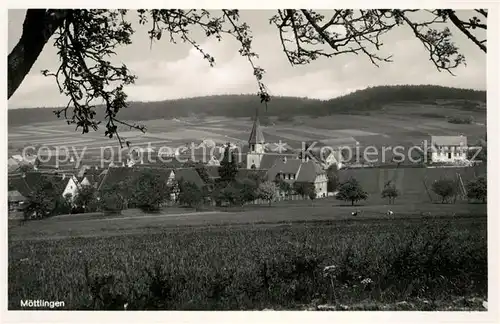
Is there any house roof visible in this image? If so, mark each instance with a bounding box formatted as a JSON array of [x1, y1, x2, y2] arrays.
[[296, 160, 325, 182], [431, 136, 468, 147], [8, 172, 70, 198], [267, 158, 301, 180], [248, 115, 265, 145], [266, 158, 324, 183], [174, 168, 205, 188], [259, 153, 297, 170], [236, 169, 268, 181], [98, 166, 174, 191], [8, 190, 26, 202], [206, 166, 221, 179]]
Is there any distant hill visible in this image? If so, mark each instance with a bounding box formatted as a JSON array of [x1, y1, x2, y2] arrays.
[[8, 85, 486, 127]]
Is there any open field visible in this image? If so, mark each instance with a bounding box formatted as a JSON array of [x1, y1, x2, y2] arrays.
[[8, 201, 487, 310], [8, 103, 486, 161]]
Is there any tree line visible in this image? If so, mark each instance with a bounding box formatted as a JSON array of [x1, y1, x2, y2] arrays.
[[9, 85, 486, 127]]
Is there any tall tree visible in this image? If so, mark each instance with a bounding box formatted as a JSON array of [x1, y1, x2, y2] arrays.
[[8, 9, 487, 145], [336, 177, 368, 206], [218, 144, 238, 184], [129, 170, 171, 212]]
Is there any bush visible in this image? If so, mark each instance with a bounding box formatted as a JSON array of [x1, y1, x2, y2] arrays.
[[466, 176, 487, 203], [178, 181, 204, 208], [336, 177, 368, 206], [74, 185, 99, 213], [99, 187, 125, 215], [431, 179, 458, 204]]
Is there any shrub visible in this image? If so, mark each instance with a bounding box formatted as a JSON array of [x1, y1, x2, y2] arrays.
[[336, 177, 368, 206], [235, 179, 259, 204], [178, 181, 204, 208], [431, 179, 458, 204], [74, 185, 99, 213], [466, 176, 487, 203], [274, 179, 292, 196], [99, 186, 125, 215]]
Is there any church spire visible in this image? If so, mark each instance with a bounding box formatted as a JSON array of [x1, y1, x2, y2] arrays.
[[248, 107, 265, 145]]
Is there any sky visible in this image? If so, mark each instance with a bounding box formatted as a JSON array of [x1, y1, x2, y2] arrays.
[[8, 9, 487, 109]]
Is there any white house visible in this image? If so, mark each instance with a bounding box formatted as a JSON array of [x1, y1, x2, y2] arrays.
[[430, 135, 468, 163], [61, 174, 80, 201], [206, 155, 220, 166]]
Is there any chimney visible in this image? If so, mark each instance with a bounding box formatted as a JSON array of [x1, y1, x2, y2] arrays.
[[62, 173, 66, 180], [283, 156, 287, 163]]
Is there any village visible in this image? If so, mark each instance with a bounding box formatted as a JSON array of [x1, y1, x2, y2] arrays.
[[7, 110, 484, 219]]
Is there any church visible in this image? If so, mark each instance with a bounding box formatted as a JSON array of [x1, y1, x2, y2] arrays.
[[244, 112, 328, 198]]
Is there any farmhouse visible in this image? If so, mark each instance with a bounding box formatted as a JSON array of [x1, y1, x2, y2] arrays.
[[8, 171, 79, 201], [267, 156, 328, 198], [430, 135, 468, 164]]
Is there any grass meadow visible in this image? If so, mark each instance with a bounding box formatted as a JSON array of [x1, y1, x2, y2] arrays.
[[8, 202, 487, 310]]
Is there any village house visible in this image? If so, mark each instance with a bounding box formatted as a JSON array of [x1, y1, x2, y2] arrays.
[[8, 171, 80, 202], [96, 166, 204, 205], [430, 135, 468, 164], [8, 190, 27, 213], [266, 156, 328, 198]]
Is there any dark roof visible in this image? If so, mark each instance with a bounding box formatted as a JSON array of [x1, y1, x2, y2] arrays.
[[260, 153, 298, 170], [174, 168, 205, 188], [296, 160, 325, 182], [98, 166, 175, 192], [267, 158, 324, 183], [248, 115, 265, 145], [8, 172, 71, 198], [267, 158, 302, 180], [236, 169, 268, 181], [206, 166, 221, 179]]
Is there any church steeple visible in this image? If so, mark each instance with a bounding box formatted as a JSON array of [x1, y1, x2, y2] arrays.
[[246, 107, 266, 169], [248, 107, 265, 146]]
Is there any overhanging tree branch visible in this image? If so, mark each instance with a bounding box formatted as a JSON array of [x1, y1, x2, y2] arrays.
[[8, 9, 67, 99]]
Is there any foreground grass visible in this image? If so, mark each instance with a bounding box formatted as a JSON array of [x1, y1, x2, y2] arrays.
[[8, 213, 486, 310]]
